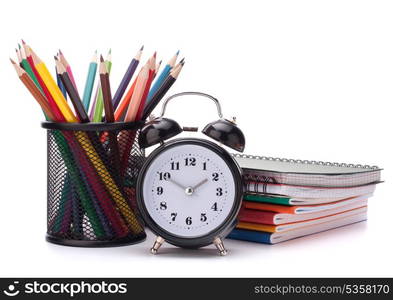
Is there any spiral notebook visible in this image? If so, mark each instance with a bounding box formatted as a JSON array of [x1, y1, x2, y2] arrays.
[[233, 154, 382, 187]]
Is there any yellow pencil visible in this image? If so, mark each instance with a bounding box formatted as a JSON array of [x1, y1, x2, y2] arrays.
[[30, 48, 77, 122]]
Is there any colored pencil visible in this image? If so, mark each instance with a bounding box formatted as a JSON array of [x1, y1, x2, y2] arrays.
[[154, 60, 162, 79], [16, 48, 23, 67], [112, 46, 143, 110], [55, 59, 89, 122], [92, 50, 112, 122], [136, 55, 156, 120], [58, 49, 78, 92], [99, 56, 121, 171], [10, 59, 55, 120], [146, 50, 179, 103], [55, 55, 67, 99], [26, 47, 66, 121], [124, 63, 149, 122], [142, 59, 185, 120], [82, 51, 97, 111], [31, 50, 76, 122], [114, 69, 141, 121], [19, 45, 41, 89]]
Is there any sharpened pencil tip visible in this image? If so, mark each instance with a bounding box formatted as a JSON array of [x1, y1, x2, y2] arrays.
[[10, 58, 16, 64], [94, 50, 97, 54], [21, 39, 26, 45], [54, 56, 58, 61], [153, 51, 157, 58], [140, 45, 144, 51], [176, 50, 180, 55], [179, 57, 185, 64], [58, 49, 63, 55], [108, 48, 112, 54], [100, 55, 104, 62], [18, 43, 21, 49]]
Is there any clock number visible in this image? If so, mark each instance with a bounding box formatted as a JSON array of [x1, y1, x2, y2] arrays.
[[212, 172, 219, 181], [160, 201, 167, 210], [211, 202, 218, 211], [185, 157, 196, 166], [171, 213, 177, 221], [202, 162, 207, 170], [200, 213, 207, 222], [171, 161, 180, 170], [216, 187, 223, 196], [186, 217, 192, 225], [156, 186, 163, 195], [158, 172, 171, 180]]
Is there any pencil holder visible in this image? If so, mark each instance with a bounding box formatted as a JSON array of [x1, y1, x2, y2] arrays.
[[41, 121, 146, 247]]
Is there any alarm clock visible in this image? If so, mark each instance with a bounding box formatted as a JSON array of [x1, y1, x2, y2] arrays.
[[136, 92, 245, 255]]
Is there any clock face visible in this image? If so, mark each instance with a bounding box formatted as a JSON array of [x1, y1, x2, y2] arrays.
[[139, 139, 241, 240]]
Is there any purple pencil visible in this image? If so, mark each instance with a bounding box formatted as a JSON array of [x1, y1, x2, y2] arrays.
[[112, 46, 143, 110]]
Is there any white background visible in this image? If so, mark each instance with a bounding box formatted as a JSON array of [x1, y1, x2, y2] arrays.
[[0, 0, 391, 277]]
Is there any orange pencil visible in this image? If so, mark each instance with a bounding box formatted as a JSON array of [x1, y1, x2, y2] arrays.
[[10, 59, 55, 121], [124, 63, 149, 122], [114, 70, 141, 121]]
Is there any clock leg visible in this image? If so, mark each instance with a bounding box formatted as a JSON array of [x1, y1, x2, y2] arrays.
[[213, 237, 228, 256], [151, 236, 165, 254]]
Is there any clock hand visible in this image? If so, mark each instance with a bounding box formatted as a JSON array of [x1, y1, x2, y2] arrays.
[[168, 178, 187, 191], [192, 178, 208, 191]]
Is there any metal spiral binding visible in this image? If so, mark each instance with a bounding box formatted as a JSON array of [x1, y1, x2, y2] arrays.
[[231, 153, 380, 170]]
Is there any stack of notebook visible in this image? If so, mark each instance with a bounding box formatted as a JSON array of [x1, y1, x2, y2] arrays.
[[228, 154, 382, 244]]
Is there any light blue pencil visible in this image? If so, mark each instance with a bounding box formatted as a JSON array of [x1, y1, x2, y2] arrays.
[[146, 50, 179, 104], [82, 51, 98, 111]]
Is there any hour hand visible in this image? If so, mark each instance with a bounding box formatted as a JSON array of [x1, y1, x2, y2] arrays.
[[192, 178, 208, 191]]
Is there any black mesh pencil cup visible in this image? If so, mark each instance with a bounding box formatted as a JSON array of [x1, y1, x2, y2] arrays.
[[42, 121, 146, 247]]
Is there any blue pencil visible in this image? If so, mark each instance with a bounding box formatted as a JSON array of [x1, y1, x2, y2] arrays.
[[82, 51, 98, 111], [145, 50, 179, 104], [56, 67, 67, 99]]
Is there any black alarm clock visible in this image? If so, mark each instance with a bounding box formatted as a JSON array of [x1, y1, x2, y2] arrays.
[[137, 92, 245, 255]]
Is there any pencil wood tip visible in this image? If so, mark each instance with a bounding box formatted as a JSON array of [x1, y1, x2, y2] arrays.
[[153, 51, 157, 58], [10, 58, 16, 64], [100, 55, 104, 62]]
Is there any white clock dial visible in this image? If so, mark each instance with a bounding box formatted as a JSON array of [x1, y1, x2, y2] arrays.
[[142, 143, 237, 238]]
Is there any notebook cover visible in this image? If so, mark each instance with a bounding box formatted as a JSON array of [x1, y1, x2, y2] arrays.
[[244, 194, 291, 206], [245, 181, 377, 199], [239, 197, 368, 225], [244, 194, 368, 214], [228, 212, 367, 244], [237, 206, 367, 233]]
